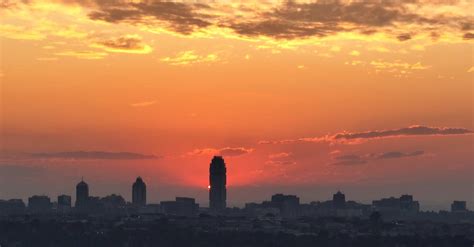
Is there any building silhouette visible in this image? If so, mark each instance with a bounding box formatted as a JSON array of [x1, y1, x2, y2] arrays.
[[161, 197, 199, 216], [333, 191, 346, 209], [101, 194, 126, 209], [58, 195, 71, 208], [28, 195, 51, 213], [132, 177, 147, 206], [75, 179, 89, 207], [451, 201, 467, 212], [209, 156, 226, 212], [0, 199, 25, 215], [372, 195, 419, 218], [271, 194, 300, 218]]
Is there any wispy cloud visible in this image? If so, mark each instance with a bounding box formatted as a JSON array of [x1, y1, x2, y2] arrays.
[[130, 100, 157, 107], [55, 50, 108, 60], [377, 151, 424, 160], [349, 50, 360, 56], [260, 125, 473, 145], [265, 160, 297, 166], [0, 24, 45, 40], [92, 35, 152, 54], [30, 151, 159, 160], [266, 152, 296, 166], [330, 150, 425, 166], [187, 147, 253, 157], [161, 51, 219, 66], [330, 154, 368, 166], [268, 152, 291, 159], [370, 60, 431, 73], [333, 125, 472, 141]]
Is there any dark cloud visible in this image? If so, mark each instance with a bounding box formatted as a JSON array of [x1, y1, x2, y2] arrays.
[[96, 35, 147, 50], [377, 150, 424, 159], [330, 150, 425, 166], [224, 19, 342, 39], [0, 0, 16, 9], [460, 22, 473, 31], [331, 154, 367, 166], [333, 125, 472, 140], [7, 0, 473, 41], [260, 125, 472, 145], [87, 1, 212, 34], [430, 31, 440, 41], [335, 154, 362, 160], [30, 151, 159, 160], [397, 33, 412, 41], [463, 32, 474, 40], [268, 1, 433, 28], [221, 1, 462, 40]]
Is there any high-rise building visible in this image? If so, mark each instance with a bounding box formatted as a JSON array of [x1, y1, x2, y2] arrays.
[[132, 177, 147, 206], [372, 195, 420, 217], [333, 191, 346, 209], [271, 194, 300, 218], [58, 195, 72, 208], [209, 156, 226, 212], [451, 201, 467, 212], [75, 179, 89, 207], [28, 195, 51, 213]]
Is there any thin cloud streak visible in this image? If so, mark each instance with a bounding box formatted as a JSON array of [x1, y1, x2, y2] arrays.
[[92, 35, 152, 54], [377, 150, 424, 159], [260, 125, 473, 145], [30, 151, 160, 160], [333, 125, 473, 140], [330, 150, 425, 166], [187, 147, 254, 157], [130, 100, 157, 107], [265, 152, 296, 166]]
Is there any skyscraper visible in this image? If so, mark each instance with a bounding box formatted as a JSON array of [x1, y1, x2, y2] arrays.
[[333, 191, 346, 209], [132, 177, 147, 206], [75, 179, 89, 207], [209, 156, 226, 212], [451, 201, 467, 213]]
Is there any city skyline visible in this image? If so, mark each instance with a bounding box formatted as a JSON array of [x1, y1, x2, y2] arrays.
[[0, 155, 471, 212], [1, 0, 473, 212]]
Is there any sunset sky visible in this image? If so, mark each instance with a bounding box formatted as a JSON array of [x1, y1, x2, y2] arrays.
[[0, 0, 473, 210]]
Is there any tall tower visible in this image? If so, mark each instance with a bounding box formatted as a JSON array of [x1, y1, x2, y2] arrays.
[[132, 177, 147, 206], [209, 156, 226, 212], [333, 191, 346, 209], [75, 179, 89, 207]]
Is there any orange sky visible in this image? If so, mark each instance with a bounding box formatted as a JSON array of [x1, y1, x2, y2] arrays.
[[0, 0, 473, 210]]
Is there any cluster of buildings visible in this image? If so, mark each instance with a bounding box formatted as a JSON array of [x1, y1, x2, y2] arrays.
[[244, 192, 422, 219], [0, 156, 472, 223]]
